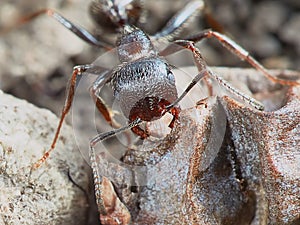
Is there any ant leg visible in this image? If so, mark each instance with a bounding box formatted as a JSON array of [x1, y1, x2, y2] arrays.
[[89, 144, 106, 215], [131, 125, 148, 139], [88, 118, 142, 215], [152, 0, 204, 41], [166, 69, 207, 110], [33, 65, 111, 168], [91, 88, 135, 145], [33, 65, 87, 168], [186, 30, 300, 86], [173, 40, 265, 110], [164, 41, 265, 110], [1, 9, 113, 50], [89, 70, 121, 128], [90, 91, 120, 128], [90, 70, 135, 146]]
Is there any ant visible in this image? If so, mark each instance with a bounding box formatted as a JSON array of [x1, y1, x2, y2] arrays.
[[4, 0, 300, 222]]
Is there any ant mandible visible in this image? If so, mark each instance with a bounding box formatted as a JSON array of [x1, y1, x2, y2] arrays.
[[7, 0, 299, 219]]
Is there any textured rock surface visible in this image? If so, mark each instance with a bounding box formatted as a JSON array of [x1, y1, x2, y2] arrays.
[[0, 0, 94, 115], [93, 68, 300, 225], [0, 90, 90, 225]]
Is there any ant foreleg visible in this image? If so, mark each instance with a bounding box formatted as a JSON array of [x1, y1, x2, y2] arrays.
[[88, 118, 142, 215], [1, 9, 113, 50], [33, 64, 106, 168], [90, 69, 136, 147], [173, 40, 265, 110], [89, 70, 121, 128], [90, 91, 121, 128], [186, 30, 300, 86], [152, 0, 204, 42]]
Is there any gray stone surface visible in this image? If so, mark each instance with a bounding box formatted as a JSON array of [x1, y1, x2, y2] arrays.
[[0, 90, 90, 225]]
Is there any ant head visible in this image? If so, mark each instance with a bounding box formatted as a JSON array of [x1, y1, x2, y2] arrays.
[[89, 0, 144, 32], [117, 25, 157, 62]]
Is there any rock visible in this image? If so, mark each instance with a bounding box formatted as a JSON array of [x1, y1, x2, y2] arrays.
[[0, 0, 95, 115], [0, 90, 90, 225], [0, 0, 91, 85], [91, 67, 300, 225]]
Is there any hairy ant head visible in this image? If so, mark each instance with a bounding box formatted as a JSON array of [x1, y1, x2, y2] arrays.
[[116, 25, 157, 62], [89, 0, 144, 31]]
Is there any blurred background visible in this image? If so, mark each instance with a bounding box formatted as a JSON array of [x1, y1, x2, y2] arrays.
[[0, 0, 299, 115]]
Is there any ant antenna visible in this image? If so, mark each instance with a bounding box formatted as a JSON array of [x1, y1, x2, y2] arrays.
[[90, 118, 143, 147], [166, 70, 207, 110]]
